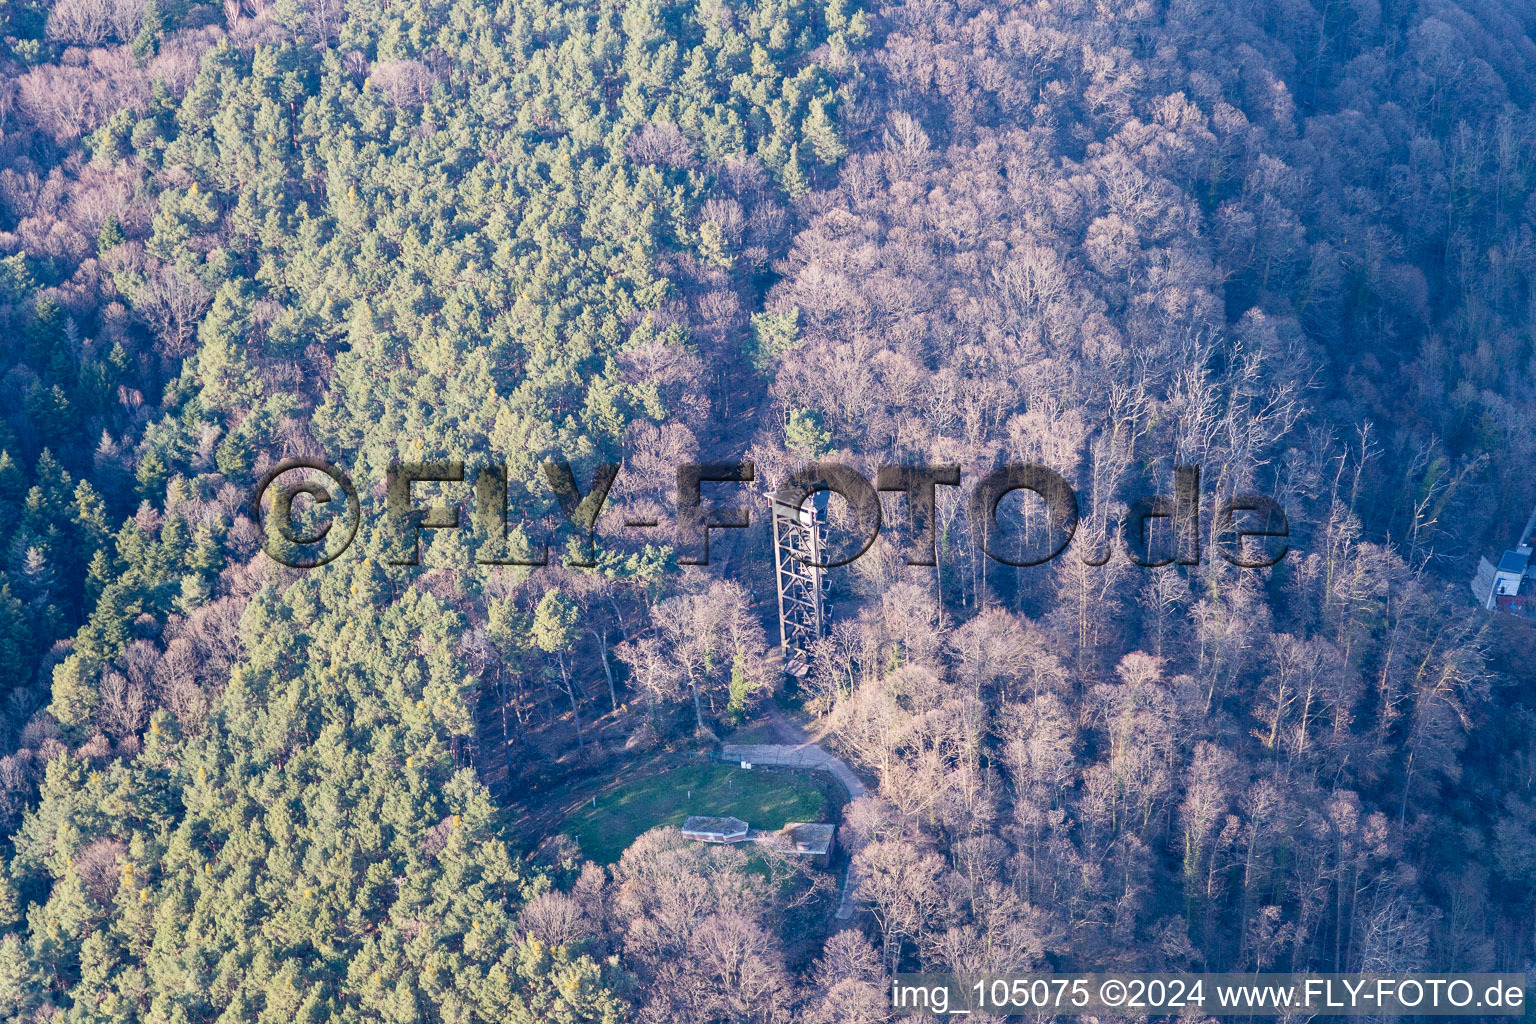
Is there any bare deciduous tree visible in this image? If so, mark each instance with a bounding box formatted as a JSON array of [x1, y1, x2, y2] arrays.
[[134, 263, 213, 357], [46, 0, 113, 46]]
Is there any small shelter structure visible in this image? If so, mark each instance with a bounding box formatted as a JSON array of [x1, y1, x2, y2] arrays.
[[680, 816, 750, 844], [778, 822, 837, 868]]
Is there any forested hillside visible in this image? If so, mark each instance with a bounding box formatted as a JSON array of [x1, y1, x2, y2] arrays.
[[0, 0, 1533, 1019]]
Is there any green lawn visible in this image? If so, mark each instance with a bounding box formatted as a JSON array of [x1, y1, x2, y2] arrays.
[[562, 763, 828, 864]]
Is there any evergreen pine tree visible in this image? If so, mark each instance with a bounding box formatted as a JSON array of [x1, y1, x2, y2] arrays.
[[132, 0, 163, 59]]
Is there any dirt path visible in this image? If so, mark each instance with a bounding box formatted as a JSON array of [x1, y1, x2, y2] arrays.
[[720, 712, 869, 920]]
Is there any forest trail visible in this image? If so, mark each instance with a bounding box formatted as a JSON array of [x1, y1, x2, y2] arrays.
[[720, 709, 868, 920]]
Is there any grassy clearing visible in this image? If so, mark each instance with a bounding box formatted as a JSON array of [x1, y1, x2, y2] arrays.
[[562, 762, 828, 864]]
